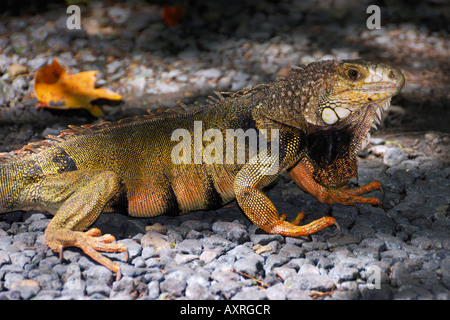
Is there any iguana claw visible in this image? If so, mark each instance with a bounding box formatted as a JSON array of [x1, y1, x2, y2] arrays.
[[46, 227, 127, 274], [289, 159, 383, 207]]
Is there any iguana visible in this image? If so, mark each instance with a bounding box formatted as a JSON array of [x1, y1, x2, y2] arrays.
[[0, 59, 405, 275]]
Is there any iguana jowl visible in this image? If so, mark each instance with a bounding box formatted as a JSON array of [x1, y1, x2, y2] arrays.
[[0, 60, 405, 274]]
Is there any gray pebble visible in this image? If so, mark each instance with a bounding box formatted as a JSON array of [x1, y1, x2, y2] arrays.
[[265, 282, 287, 300], [119, 239, 142, 260], [86, 280, 111, 297], [131, 256, 146, 268], [353, 246, 380, 260], [360, 285, 393, 300], [199, 248, 223, 264], [231, 286, 267, 300], [273, 267, 297, 281], [27, 219, 50, 232], [141, 246, 158, 260], [13, 232, 37, 249], [328, 266, 359, 282], [380, 250, 409, 264], [327, 234, 358, 248], [410, 236, 435, 250], [160, 270, 189, 297], [227, 244, 255, 259], [34, 289, 62, 300], [9, 252, 30, 268], [180, 219, 211, 232], [212, 221, 249, 243], [26, 56, 48, 71], [202, 234, 235, 251], [233, 257, 264, 278], [12, 77, 28, 91], [360, 238, 386, 252], [376, 233, 405, 250], [286, 290, 312, 300], [298, 263, 320, 276], [175, 239, 203, 255], [302, 241, 328, 251], [210, 281, 242, 299], [264, 254, 290, 274], [185, 274, 213, 300], [250, 233, 284, 245], [119, 264, 148, 278], [195, 68, 223, 79], [394, 284, 434, 300], [174, 253, 199, 265], [230, 71, 251, 91], [286, 273, 335, 292], [383, 148, 408, 167], [147, 280, 160, 299], [84, 265, 114, 282], [279, 243, 305, 259], [0, 250, 11, 267], [110, 277, 135, 299]]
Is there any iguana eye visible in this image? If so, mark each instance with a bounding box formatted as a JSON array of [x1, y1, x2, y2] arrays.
[[347, 69, 359, 80]]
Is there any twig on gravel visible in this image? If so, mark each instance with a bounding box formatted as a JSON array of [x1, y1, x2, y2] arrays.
[[309, 284, 336, 299], [232, 269, 270, 288]]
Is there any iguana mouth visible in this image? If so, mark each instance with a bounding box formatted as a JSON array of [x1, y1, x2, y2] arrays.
[[320, 92, 394, 126], [353, 82, 400, 92]]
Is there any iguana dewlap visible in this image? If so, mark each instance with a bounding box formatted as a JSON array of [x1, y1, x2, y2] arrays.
[[0, 60, 405, 275]]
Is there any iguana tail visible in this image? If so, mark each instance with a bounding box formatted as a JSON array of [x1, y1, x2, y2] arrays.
[[0, 131, 71, 214], [0, 159, 43, 213]]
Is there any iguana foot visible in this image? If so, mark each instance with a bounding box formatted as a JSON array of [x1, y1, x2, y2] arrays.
[[280, 212, 341, 238], [312, 181, 381, 206], [39, 170, 127, 276], [45, 227, 128, 274], [289, 159, 382, 206], [262, 216, 337, 237]]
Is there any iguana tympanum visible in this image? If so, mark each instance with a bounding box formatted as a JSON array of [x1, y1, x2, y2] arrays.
[[0, 60, 404, 275]]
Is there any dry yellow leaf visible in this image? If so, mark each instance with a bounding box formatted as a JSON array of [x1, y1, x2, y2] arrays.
[[34, 59, 122, 116]]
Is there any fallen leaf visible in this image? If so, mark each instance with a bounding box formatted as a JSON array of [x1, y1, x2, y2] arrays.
[[162, 5, 185, 26], [34, 60, 122, 116]]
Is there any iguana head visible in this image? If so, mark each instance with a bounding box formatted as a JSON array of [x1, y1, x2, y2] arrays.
[[300, 59, 405, 127]]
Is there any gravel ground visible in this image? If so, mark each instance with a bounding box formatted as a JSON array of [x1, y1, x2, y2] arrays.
[[0, 0, 449, 300]]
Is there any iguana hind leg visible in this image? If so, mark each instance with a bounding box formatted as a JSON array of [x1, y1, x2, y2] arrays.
[[288, 158, 382, 206], [37, 170, 127, 273]]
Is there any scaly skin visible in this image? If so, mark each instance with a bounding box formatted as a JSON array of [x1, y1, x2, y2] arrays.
[[0, 60, 405, 274]]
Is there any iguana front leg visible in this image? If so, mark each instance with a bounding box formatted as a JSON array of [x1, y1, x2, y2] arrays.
[[288, 158, 382, 206], [233, 154, 336, 237], [35, 170, 127, 274]]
